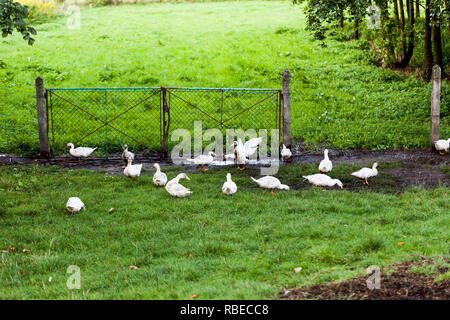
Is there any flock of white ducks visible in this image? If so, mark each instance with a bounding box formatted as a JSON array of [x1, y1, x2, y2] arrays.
[[65, 137, 449, 213]]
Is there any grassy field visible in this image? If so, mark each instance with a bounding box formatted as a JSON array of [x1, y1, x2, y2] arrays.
[[0, 1, 448, 155], [0, 163, 448, 299]]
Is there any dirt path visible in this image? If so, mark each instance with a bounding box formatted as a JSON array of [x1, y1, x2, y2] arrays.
[[1, 148, 449, 190], [281, 257, 450, 300]]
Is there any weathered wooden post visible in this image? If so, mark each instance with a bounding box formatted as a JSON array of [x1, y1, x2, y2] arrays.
[[430, 65, 441, 151], [282, 69, 292, 148], [35, 76, 50, 158], [161, 87, 170, 158]]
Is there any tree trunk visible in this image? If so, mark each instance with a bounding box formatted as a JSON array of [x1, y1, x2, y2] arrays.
[[431, 6, 443, 72], [399, 0, 407, 58], [423, 0, 433, 80], [446, 0, 450, 34], [354, 16, 359, 40], [406, 0, 415, 60], [338, 8, 344, 28], [415, 0, 420, 18], [395, 0, 415, 68], [394, 0, 400, 24]]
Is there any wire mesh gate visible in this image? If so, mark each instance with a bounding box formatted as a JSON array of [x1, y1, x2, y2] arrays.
[[46, 86, 282, 155]]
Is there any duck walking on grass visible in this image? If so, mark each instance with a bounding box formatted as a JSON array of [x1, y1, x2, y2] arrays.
[[303, 174, 343, 190], [281, 144, 292, 162], [152, 163, 167, 187], [318, 149, 332, 173], [165, 173, 192, 198], [66, 143, 97, 161], [121, 144, 135, 168], [123, 159, 142, 182], [251, 176, 289, 196], [66, 197, 85, 214], [186, 151, 216, 172], [434, 138, 450, 155], [222, 173, 237, 196], [351, 163, 378, 185]]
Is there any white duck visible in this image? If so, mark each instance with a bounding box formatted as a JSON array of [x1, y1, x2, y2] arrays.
[[318, 149, 332, 173], [434, 138, 450, 154], [121, 144, 135, 168], [152, 163, 167, 187], [351, 163, 378, 185], [303, 174, 343, 190], [66, 197, 85, 214], [165, 173, 192, 198], [222, 173, 237, 196], [251, 176, 289, 196], [281, 144, 292, 162], [234, 137, 263, 170], [123, 159, 142, 181], [67, 143, 97, 160], [186, 151, 216, 172]]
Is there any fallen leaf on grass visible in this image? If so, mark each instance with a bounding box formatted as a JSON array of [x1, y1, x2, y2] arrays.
[[190, 293, 198, 299], [397, 242, 405, 246], [22, 248, 28, 253], [129, 265, 139, 270], [8, 246, 15, 252], [294, 267, 302, 273], [108, 208, 114, 213]]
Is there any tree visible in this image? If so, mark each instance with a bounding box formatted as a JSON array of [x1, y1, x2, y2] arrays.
[[299, 0, 370, 40], [0, 0, 36, 45], [423, 0, 433, 79]]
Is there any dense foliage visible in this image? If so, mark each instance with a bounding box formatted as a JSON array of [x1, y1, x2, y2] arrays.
[[297, 0, 449, 79], [0, 0, 36, 45]]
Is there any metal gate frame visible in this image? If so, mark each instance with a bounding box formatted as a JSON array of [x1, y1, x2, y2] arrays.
[[46, 86, 283, 156]]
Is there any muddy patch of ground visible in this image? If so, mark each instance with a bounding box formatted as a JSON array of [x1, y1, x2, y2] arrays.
[[1, 148, 448, 192], [282, 257, 450, 300]]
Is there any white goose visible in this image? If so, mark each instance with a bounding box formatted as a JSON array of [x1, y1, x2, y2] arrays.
[[434, 138, 450, 154], [303, 174, 343, 190], [351, 163, 378, 185], [152, 163, 167, 187], [222, 173, 237, 196], [121, 144, 135, 168], [66, 197, 85, 214], [233, 137, 263, 170], [123, 159, 142, 181], [186, 151, 216, 172], [318, 149, 332, 173], [281, 144, 292, 162], [165, 173, 192, 198], [251, 176, 289, 196], [67, 143, 97, 160]]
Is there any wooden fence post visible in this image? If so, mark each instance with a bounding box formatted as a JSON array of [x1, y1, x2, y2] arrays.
[[430, 65, 441, 151], [161, 87, 170, 158], [282, 69, 292, 147], [36, 76, 50, 158]]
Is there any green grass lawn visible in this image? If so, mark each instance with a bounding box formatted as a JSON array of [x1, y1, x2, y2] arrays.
[[0, 164, 448, 299], [0, 1, 448, 155]]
